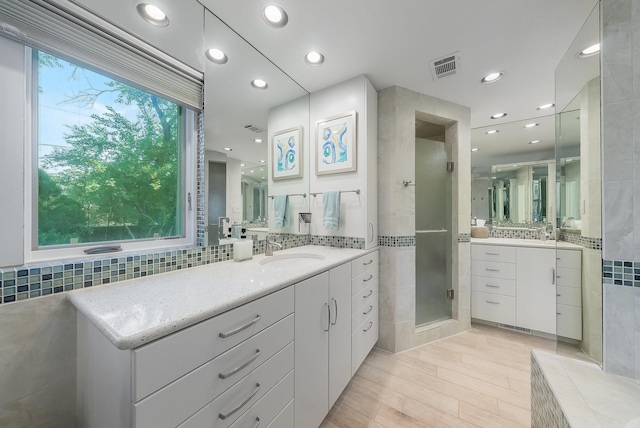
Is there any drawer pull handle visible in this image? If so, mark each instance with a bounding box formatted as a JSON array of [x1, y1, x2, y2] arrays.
[[363, 259, 374, 266], [485, 252, 500, 255], [557, 312, 562, 315], [363, 321, 373, 332], [219, 383, 261, 420], [219, 315, 261, 338], [486, 300, 499, 304], [363, 274, 374, 282], [331, 298, 338, 326], [485, 268, 500, 272], [363, 305, 373, 315], [486, 284, 500, 288], [254, 417, 261, 428], [363, 289, 374, 299], [218, 349, 261, 379], [556, 294, 561, 297], [551, 268, 556, 285]]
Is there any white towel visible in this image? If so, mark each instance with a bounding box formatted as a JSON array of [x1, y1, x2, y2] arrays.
[[323, 191, 340, 230], [274, 194, 289, 229]]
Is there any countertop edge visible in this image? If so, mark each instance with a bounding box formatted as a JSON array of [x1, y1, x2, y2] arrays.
[[68, 245, 378, 350]]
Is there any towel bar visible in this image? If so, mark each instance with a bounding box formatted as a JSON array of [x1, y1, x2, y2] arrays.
[[267, 193, 307, 199], [310, 189, 360, 197]]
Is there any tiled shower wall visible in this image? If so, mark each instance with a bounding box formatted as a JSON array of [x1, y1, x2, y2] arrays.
[[601, 0, 640, 380]]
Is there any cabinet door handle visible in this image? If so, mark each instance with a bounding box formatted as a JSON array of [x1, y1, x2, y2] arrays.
[[363, 274, 374, 282], [363, 321, 373, 332], [324, 303, 331, 332], [219, 315, 261, 338], [485, 284, 500, 288], [219, 383, 261, 420], [363, 289, 374, 299], [485, 268, 500, 272], [556, 294, 561, 297], [485, 252, 500, 255], [363, 259, 374, 266], [218, 349, 261, 379], [551, 268, 556, 285], [363, 305, 374, 315], [486, 300, 499, 304], [331, 298, 338, 326], [557, 312, 562, 315]]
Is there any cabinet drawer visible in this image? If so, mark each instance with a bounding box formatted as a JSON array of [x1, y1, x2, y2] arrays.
[[228, 371, 293, 428], [557, 304, 582, 340], [471, 245, 516, 263], [176, 343, 295, 428], [556, 286, 581, 307], [471, 291, 516, 325], [556, 267, 581, 288], [352, 299, 378, 334], [471, 260, 516, 280], [352, 309, 378, 376], [266, 399, 293, 428], [352, 279, 378, 314], [352, 267, 378, 296], [133, 286, 293, 402], [352, 251, 378, 278], [556, 249, 581, 269], [471, 275, 516, 297], [133, 316, 294, 428]]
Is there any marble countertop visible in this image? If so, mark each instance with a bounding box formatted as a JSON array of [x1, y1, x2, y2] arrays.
[[471, 237, 582, 250], [533, 350, 640, 427], [68, 245, 374, 350]]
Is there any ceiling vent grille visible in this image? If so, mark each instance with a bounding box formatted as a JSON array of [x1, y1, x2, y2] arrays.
[[430, 52, 459, 80], [243, 123, 266, 133]]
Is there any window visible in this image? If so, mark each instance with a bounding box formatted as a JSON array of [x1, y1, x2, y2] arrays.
[[31, 49, 195, 256]]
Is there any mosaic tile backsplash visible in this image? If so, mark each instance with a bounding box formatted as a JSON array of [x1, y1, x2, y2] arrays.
[[378, 234, 470, 247], [602, 259, 640, 288], [558, 232, 602, 250], [0, 233, 365, 305]]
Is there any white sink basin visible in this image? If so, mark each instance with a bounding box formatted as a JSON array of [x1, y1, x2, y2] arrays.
[[259, 253, 326, 267]]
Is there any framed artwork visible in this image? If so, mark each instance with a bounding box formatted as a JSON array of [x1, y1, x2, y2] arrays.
[[315, 110, 357, 175], [271, 126, 303, 180]]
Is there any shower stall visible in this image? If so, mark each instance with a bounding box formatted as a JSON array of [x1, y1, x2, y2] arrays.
[[415, 130, 453, 326]]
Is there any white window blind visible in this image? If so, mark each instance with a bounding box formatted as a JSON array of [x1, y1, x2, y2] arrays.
[[0, 0, 203, 109]]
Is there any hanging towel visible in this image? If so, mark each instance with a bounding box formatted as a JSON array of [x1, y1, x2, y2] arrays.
[[323, 191, 341, 230], [273, 194, 290, 229]]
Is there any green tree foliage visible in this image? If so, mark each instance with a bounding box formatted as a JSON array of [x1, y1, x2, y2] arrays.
[[38, 55, 181, 246]]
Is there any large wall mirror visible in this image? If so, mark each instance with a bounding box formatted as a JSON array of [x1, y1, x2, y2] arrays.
[[201, 8, 309, 245]]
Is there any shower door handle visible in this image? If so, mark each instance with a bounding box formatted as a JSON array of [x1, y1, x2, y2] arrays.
[[415, 229, 448, 233]]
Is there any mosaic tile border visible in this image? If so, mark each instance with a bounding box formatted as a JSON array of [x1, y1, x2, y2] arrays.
[[0, 233, 366, 305], [489, 228, 552, 240], [458, 233, 470, 243], [531, 354, 571, 428], [558, 232, 602, 250], [602, 259, 640, 288], [378, 234, 470, 246], [196, 112, 206, 247]]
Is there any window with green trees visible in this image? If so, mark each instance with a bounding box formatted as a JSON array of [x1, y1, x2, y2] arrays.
[[35, 50, 184, 247]]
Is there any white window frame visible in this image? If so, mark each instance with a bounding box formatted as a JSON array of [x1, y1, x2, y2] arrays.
[[24, 46, 197, 264]]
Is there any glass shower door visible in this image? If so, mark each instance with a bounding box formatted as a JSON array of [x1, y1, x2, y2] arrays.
[[415, 137, 452, 326]]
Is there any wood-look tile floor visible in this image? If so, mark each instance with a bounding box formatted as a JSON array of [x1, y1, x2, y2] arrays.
[[320, 323, 592, 428]]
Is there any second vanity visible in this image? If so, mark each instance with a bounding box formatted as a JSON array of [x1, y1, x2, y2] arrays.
[[471, 238, 582, 340], [69, 245, 379, 428]]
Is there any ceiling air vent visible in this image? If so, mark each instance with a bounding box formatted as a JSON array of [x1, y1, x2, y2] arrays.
[[430, 52, 459, 80], [243, 123, 266, 133]]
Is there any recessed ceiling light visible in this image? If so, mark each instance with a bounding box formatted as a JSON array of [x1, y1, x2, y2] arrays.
[[471, 148, 480, 152], [259, 159, 266, 163], [304, 51, 325, 66], [481, 72, 504, 84], [254, 138, 263, 143], [251, 79, 268, 89], [223, 147, 232, 151], [537, 103, 554, 110], [529, 140, 541, 144], [524, 123, 539, 128], [205, 48, 228, 64], [240, 163, 245, 167], [491, 176, 497, 179], [490, 112, 507, 119], [137, 3, 169, 27], [578, 43, 600, 58], [262, 5, 288, 28], [250, 170, 255, 173], [486, 129, 499, 134]]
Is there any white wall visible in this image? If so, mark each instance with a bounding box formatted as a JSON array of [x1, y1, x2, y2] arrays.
[[0, 37, 25, 267]]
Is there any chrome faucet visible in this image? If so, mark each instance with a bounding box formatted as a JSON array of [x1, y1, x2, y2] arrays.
[[539, 227, 550, 241], [265, 235, 282, 256]]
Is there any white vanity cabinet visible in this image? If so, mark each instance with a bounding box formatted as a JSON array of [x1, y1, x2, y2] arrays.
[[516, 247, 556, 334], [350, 251, 379, 375], [294, 264, 352, 428], [556, 249, 582, 340], [77, 286, 295, 428], [471, 245, 517, 325]]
